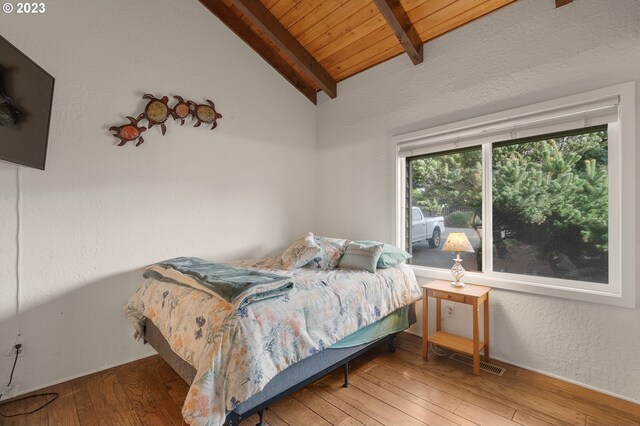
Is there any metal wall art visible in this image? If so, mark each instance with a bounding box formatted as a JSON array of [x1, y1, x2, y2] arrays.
[[110, 94, 222, 146]]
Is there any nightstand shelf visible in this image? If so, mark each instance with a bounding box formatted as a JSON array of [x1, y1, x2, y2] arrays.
[[428, 331, 485, 356], [422, 280, 491, 375]]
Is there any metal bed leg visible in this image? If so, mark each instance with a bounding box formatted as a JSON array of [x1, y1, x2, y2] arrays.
[[226, 412, 241, 426], [388, 334, 397, 352], [256, 409, 265, 426], [342, 363, 349, 388]]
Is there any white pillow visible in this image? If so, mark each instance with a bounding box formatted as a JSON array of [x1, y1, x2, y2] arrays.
[[281, 233, 322, 270], [305, 235, 350, 270]]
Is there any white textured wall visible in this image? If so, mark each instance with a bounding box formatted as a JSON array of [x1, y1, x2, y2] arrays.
[[0, 0, 316, 396], [1, 0, 639, 405], [316, 0, 640, 401]]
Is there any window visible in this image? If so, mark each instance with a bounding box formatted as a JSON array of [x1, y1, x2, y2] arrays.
[[411, 208, 422, 222], [491, 128, 608, 283], [407, 148, 482, 272], [394, 83, 636, 307]]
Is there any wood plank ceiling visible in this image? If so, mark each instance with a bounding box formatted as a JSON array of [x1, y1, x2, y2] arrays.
[[199, 1, 550, 104]]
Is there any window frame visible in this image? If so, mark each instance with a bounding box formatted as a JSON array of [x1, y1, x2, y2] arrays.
[[392, 83, 636, 307]]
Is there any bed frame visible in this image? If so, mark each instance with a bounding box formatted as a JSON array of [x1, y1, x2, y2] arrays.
[[144, 304, 416, 426]]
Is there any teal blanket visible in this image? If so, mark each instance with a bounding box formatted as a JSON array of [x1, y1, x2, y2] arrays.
[[144, 257, 293, 308]]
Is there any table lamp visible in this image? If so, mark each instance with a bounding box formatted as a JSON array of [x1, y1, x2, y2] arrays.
[[442, 232, 475, 288]]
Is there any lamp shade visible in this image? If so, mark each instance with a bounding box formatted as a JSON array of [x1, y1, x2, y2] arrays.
[[442, 232, 474, 253]]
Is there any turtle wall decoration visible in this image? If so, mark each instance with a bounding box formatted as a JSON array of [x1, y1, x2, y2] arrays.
[[188, 99, 223, 130], [109, 94, 222, 147], [109, 114, 146, 147], [142, 94, 171, 135], [171, 96, 191, 126]]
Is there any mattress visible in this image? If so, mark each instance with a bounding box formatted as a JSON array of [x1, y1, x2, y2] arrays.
[[144, 304, 416, 386]]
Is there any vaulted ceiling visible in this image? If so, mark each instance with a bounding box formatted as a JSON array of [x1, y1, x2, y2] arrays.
[[200, 1, 572, 104]]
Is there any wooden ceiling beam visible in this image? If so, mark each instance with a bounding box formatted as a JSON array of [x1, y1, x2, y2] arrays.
[[373, 0, 424, 65], [555, 0, 573, 7], [229, 0, 337, 99], [199, 0, 317, 104]]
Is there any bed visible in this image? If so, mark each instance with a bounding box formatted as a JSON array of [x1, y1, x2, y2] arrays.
[[125, 254, 421, 426]]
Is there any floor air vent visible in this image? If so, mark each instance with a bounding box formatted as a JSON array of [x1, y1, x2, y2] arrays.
[[449, 353, 506, 376]]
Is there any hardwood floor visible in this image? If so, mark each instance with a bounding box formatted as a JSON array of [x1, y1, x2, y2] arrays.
[[1, 332, 638, 425]]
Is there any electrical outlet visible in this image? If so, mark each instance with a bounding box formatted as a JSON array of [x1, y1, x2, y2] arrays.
[[445, 305, 455, 318], [4, 335, 26, 358], [1, 384, 17, 400]]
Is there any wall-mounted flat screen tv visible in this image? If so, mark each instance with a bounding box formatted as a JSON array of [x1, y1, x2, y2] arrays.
[[0, 34, 55, 170]]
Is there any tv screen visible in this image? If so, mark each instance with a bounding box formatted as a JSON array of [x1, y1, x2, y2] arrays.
[[0, 34, 54, 170]]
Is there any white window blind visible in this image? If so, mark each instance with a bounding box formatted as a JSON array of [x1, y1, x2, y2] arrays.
[[398, 95, 619, 158]]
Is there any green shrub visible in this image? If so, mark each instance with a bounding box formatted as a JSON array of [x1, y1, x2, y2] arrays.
[[445, 211, 473, 228]]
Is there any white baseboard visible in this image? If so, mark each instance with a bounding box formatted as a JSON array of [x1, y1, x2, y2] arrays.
[[488, 355, 640, 405], [402, 329, 640, 405], [5, 334, 639, 408], [0, 350, 157, 402]]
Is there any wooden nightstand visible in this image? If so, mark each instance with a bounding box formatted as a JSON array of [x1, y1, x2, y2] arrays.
[[422, 280, 491, 375]]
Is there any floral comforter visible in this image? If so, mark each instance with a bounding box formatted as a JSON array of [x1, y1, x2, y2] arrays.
[[124, 256, 421, 426]]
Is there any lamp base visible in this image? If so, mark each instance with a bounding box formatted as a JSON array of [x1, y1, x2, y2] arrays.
[[450, 254, 466, 288]]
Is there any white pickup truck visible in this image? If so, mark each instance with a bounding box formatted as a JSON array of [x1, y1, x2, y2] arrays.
[[411, 207, 445, 248]]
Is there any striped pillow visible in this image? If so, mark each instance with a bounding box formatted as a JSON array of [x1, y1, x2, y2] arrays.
[[355, 240, 411, 268], [338, 242, 384, 273]]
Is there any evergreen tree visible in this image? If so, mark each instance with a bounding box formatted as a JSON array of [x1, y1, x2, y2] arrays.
[[410, 130, 608, 272]]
